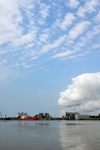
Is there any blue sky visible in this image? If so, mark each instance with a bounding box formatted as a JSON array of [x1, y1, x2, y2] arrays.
[[0, 0, 100, 117]]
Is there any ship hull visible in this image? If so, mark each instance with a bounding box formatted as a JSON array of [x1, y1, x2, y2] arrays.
[[0, 118, 11, 120], [20, 117, 39, 121]]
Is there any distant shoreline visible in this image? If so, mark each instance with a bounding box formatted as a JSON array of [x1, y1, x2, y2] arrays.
[[0, 118, 100, 121]]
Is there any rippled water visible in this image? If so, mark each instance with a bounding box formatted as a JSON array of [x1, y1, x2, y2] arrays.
[[0, 120, 100, 150]]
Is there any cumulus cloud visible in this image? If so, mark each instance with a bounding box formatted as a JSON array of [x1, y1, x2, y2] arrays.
[[58, 72, 100, 114]]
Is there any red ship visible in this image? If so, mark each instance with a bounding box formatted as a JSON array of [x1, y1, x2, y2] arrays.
[[19, 115, 39, 120]]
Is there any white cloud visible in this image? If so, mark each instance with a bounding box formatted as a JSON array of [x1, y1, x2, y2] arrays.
[[93, 44, 100, 49], [75, 31, 93, 47], [0, 0, 23, 45], [53, 13, 75, 31], [75, 24, 100, 48], [51, 50, 75, 58], [31, 56, 38, 60], [23, 65, 33, 68], [93, 24, 100, 34], [94, 10, 100, 23], [41, 35, 67, 53], [25, 43, 35, 49], [77, 0, 99, 17], [15, 63, 19, 67], [39, 3, 51, 19], [23, 3, 35, 20], [0, 0, 38, 46], [38, 19, 45, 25], [68, 21, 91, 40], [0, 49, 9, 55], [2, 59, 7, 64], [68, 0, 80, 8], [21, 62, 26, 66], [39, 34, 49, 43], [60, 13, 75, 31], [61, 53, 87, 60], [58, 72, 100, 114], [12, 30, 37, 47], [0, 65, 23, 83], [0, 0, 100, 84]]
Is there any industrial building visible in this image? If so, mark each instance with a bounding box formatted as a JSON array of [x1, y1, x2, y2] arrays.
[[75, 114, 90, 119], [16, 112, 29, 118], [65, 112, 79, 119], [39, 113, 51, 119], [65, 112, 90, 120]]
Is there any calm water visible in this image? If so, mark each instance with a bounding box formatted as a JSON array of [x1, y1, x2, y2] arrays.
[[0, 120, 100, 150]]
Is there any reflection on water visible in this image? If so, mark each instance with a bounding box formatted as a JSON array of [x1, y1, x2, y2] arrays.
[[60, 121, 86, 150], [0, 120, 100, 150], [35, 123, 49, 126], [59, 121, 100, 150], [66, 123, 78, 126], [17, 122, 49, 126]]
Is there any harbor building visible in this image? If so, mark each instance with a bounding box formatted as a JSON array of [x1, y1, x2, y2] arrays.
[[65, 112, 79, 119], [39, 113, 51, 119], [45, 113, 49, 119], [39, 113, 43, 119], [16, 112, 29, 119], [75, 114, 90, 120]]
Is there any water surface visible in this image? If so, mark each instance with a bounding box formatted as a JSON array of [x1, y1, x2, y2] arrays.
[[0, 120, 100, 150]]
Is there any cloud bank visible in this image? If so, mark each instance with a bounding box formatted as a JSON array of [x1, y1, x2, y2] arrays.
[[58, 72, 100, 115]]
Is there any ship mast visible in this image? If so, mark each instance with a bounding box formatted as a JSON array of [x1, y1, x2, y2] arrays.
[[0, 111, 2, 118]]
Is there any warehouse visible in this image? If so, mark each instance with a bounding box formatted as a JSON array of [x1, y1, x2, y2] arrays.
[[75, 114, 90, 119]]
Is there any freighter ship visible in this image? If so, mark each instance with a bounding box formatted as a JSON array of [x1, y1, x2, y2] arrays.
[[19, 115, 39, 120], [0, 112, 11, 120], [0, 117, 11, 120]]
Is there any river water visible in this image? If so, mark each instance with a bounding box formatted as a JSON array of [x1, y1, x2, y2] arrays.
[[0, 120, 100, 150]]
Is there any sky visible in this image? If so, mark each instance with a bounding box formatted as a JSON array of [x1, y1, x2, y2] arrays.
[[0, 0, 100, 117]]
